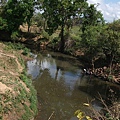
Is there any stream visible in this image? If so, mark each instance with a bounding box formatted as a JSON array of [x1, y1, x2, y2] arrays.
[[27, 51, 120, 120]]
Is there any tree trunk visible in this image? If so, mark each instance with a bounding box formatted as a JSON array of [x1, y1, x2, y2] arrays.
[[92, 59, 95, 72], [27, 22, 30, 32], [109, 53, 114, 75], [92, 56, 100, 72], [59, 24, 65, 53], [28, 25, 30, 32]]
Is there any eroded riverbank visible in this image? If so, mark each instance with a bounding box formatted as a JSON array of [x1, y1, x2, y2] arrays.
[[0, 42, 38, 120]]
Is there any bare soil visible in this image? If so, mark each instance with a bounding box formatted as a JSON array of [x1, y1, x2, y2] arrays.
[[0, 42, 35, 120]]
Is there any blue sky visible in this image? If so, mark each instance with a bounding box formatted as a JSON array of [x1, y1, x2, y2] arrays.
[[105, 0, 120, 4], [87, 0, 120, 22]]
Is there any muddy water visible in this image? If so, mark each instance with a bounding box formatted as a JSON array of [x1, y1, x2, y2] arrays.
[[27, 51, 120, 120]]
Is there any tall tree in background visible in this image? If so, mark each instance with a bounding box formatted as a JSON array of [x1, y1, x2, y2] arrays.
[[81, 4, 104, 69], [39, 0, 88, 53], [0, 0, 7, 7], [100, 22, 120, 74], [81, 4, 104, 32], [81, 25, 105, 69], [32, 13, 47, 30], [0, 0, 7, 30]]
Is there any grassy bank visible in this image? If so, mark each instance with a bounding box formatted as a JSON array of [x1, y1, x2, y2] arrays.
[[0, 42, 38, 120]]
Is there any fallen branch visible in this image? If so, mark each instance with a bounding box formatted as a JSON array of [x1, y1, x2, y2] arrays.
[[48, 111, 55, 120]]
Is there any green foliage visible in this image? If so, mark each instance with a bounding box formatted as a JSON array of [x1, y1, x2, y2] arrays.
[[80, 3, 105, 67], [75, 110, 92, 120], [20, 73, 38, 116], [11, 31, 19, 41], [22, 47, 30, 56], [81, 25, 104, 61], [29, 95, 38, 115], [4, 42, 23, 50], [0, 17, 7, 30], [32, 13, 46, 29], [70, 26, 82, 49], [41, 30, 50, 40], [82, 25, 102, 49], [98, 23, 120, 70], [41, 0, 88, 32], [82, 4, 104, 32], [21, 104, 33, 120], [1, 0, 34, 33], [4, 42, 30, 56], [39, 0, 88, 52]]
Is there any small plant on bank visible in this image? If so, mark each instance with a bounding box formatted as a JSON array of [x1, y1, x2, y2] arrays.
[[75, 94, 120, 120], [22, 47, 30, 56], [11, 31, 19, 41], [75, 109, 92, 120], [4, 42, 31, 56], [21, 104, 33, 120], [18, 56, 25, 67]]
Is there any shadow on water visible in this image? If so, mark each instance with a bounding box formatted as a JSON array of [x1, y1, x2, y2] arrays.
[[27, 51, 120, 120], [78, 75, 120, 104]]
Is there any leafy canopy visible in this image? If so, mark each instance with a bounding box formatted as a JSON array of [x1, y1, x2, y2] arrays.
[[1, 0, 35, 32], [39, 0, 88, 35]]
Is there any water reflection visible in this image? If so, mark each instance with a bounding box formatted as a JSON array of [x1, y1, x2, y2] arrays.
[[78, 75, 120, 103], [27, 51, 120, 120], [27, 52, 82, 91], [33, 70, 91, 120], [27, 53, 56, 79]]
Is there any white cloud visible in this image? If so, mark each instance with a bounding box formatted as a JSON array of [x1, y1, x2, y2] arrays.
[[87, 0, 120, 22], [87, 0, 103, 4]]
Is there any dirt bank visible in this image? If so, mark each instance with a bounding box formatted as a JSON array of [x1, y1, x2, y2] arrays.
[[0, 42, 37, 120]]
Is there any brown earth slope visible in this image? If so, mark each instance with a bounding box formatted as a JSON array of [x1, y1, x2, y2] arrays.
[[0, 42, 37, 120]]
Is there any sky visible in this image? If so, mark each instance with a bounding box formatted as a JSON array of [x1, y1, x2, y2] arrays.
[[87, 0, 120, 22]]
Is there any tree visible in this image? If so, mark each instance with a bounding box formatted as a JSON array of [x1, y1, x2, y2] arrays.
[[99, 23, 120, 74], [81, 4, 105, 69], [32, 13, 46, 30], [81, 4, 104, 32], [0, 0, 7, 7], [0, 17, 7, 30], [24, 0, 35, 32], [81, 25, 105, 70], [38, 0, 88, 53], [0, 0, 7, 30], [2, 0, 35, 33]]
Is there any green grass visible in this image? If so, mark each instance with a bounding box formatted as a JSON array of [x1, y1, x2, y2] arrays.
[[19, 72, 38, 118], [4, 42, 30, 56]]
